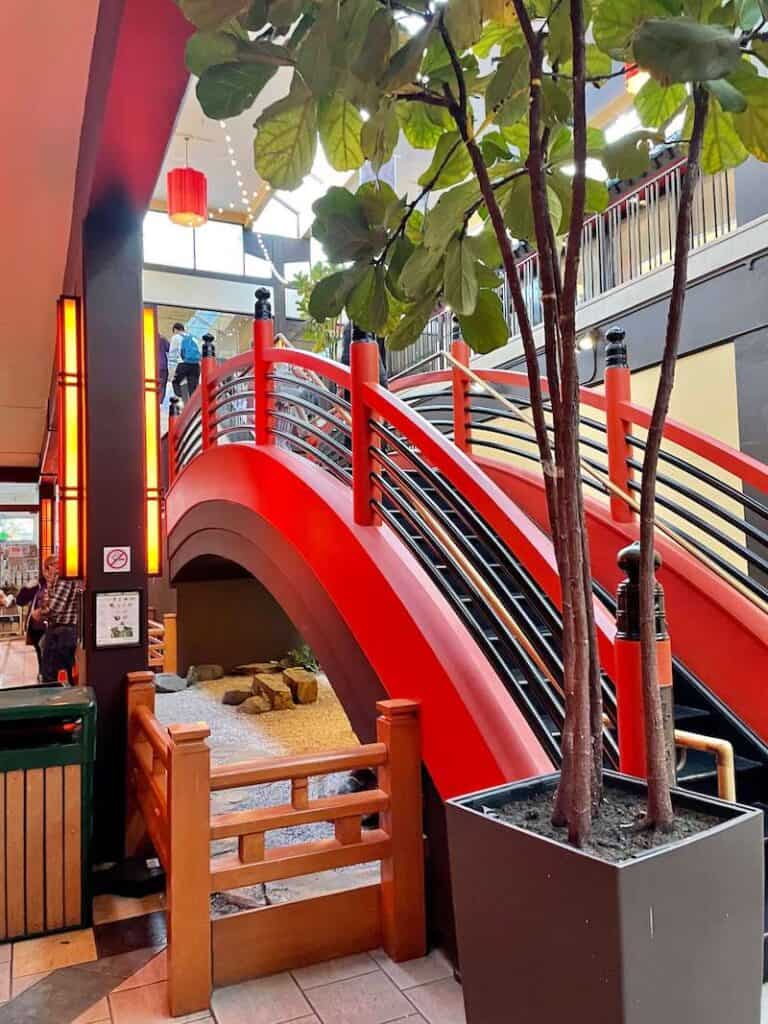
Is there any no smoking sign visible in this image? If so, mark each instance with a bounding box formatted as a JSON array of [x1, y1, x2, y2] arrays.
[[104, 546, 131, 573]]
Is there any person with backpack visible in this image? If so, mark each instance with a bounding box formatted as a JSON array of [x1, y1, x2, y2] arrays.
[[170, 321, 201, 400]]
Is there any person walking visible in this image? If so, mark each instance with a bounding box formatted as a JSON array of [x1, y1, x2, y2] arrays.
[[157, 333, 170, 403], [15, 555, 57, 679], [38, 564, 81, 685], [170, 321, 201, 400]]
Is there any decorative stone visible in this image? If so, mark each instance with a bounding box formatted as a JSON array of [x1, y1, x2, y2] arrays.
[[253, 672, 294, 710], [222, 689, 252, 706], [192, 664, 225, 681], [232, 661, 281, 676], [154, 673, 188, 694], [237, 695, 271, 715], [283, 667, 318, 705]]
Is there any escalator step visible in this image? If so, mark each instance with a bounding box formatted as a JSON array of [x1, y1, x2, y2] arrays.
[[673, 704, 710, 723], [678, 749, 763, 782]]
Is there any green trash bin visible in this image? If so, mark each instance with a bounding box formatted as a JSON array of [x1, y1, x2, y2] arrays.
[[0, 686, 96, 940]]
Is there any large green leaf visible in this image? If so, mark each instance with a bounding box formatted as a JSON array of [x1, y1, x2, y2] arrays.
[[503, 176, 562, 244], [444, 0, 483, 50], [388, 296, 438, 351], [593, 0, 669, 59], [267, 0, 303, 29], [417, 131, 472, 189], [296, 9, 338, 95], [735, 0, 767, 28], [633, 20, 741, 85], [254, 84, 317, 189], [634, 79, 688, 128], [308, 268, 361, 320], [399, 245, 445, 298], [318, 95, 365, 172], [683, 0, 722, 17], [185, 30, 240, 76], [457, 290, 509, 354], [240, 0, 268, 30], [603, 130, 656, 179], [467, 220, 503, 268], [474, 20, 524, 58], [423, 180, 482, 250], [380, 22, 434, 90], [353, 9, 398, 82], [361, 101, 400, 171], [443, 238, 478, 314], [180, 0, 249, 31], [541, 79, 572, 124], [197, 61, 277, 119], [386, 236, 416, 299], [705, 78, 747, 113], [357, 180, 403, 229], [585, 176, 610, 213], [730, 64, 768, 160], [347, 266, 389, 332], [312, 188, 388, 262], [396, 101, 451, 149], [687, 98, 748, 173], [485, 48, 528, 125]]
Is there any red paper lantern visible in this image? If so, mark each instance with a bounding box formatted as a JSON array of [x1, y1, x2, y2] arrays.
[[167, 167, 208, 227]]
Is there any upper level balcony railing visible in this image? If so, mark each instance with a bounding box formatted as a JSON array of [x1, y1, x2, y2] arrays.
[[388, 156, 736, 379]]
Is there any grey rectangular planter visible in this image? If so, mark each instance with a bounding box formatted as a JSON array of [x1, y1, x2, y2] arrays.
[[447, 772, 764, 1024]]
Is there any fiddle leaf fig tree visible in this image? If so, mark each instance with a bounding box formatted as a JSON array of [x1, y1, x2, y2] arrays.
[[178, 0, 768, 846]]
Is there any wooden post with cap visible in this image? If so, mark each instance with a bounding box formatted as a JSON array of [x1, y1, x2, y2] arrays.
[[614, 542, 675, 783], [199, 334, 216, 451], [166, 720, 212, 1016], [376, 699, 426, 962], [167, 397, 181, 486], [253, 287, 273, 446], [351, 327, 382, 527], [604, 326, 634, 523], [450, 317, 471, 454]]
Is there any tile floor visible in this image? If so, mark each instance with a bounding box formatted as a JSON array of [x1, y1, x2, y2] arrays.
[[0, 895, 464, 1024], [0, 638, 37, 688]]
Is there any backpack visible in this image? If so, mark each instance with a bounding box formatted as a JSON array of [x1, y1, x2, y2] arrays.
[[180, 333, 201, 363]]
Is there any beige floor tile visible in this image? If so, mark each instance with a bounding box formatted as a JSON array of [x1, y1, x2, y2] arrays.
[[73, 995, 112, 1023], [0, 943, 11, 964], [0, 960, 9, 1001], [304, 969, 414, 1024], [112, 950, 167, 992], [211, 972, 312, 1024], [93, 893, 167, 926], [110, 980, 211, 1023], [406, 977, 466, 1024], [292, 953, 378, 990], [11, 969, 50, 997], [13, 929, 98, 977], [371, 949, 453, 991]]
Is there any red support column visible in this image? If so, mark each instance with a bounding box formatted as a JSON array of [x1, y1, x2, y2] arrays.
[[199, 333, 215, 451], [451, 319, 471, 454], [253, 287, 273, 446], [351, 335, 381, 527], [614, 543, 676, 782], [604, 326, 634, 523]]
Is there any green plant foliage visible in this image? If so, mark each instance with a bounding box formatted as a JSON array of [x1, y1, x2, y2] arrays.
[[286, 644, 319, 671], [423, 180, 482, 250], [445, 0, 483, 50], [312, 188, 388, 263], [254, 85, 318, 189], [457, 290, 509, 353], [397, 101, 452, 149], [592, 0, 671, 59], [297, 262, 351, 351], [353, 9, 398, 82], [307, 269, 357, 321], [485, 49, 528, 125], [268, 0, 304, 29], [705, 79, 747, 113], [380, 22, 434, 89], [361, 101, 400, 171], [634, 78, 688, 128], [503, 177, 562, 244], [197, 62, 278, 119], [399, 244, 445, 299], [387, 295, 439, 350], [318, 95, 365, 171], [185, 30, 241, 76], [180, 0, 250, 31], [444, 238, 478, 314], [689, 97, 748, 172], [418, 132, 473, 188], [467, 220, 503, 268], [347, 266, 390, 332], [633, 19, 741, 84], [603, 130, 657, 179], [730, 61, 768, 160]]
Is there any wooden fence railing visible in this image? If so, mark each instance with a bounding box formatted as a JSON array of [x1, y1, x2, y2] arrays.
[[125, 672, 426, 1017]]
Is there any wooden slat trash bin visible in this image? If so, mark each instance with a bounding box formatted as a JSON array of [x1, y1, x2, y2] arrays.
[[0, 686, 96, 939]]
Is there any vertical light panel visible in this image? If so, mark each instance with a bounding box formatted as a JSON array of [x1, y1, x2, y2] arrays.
[[57, 297, 86, 579], [143, 305, 162, 576], [39, 496, 54, 566]]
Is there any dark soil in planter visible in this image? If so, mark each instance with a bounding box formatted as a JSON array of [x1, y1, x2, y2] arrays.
[[490, 785, 721, 862]]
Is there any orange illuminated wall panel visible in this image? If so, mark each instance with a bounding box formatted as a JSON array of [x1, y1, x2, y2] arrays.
[[143, 305, 162, 576], [56, 297, 86, 579]]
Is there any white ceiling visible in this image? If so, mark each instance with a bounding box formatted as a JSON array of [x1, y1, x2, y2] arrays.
[[0, 0, 100, 468]]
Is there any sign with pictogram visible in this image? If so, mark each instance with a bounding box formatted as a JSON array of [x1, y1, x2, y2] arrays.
[[103, 546, 131, 573]]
